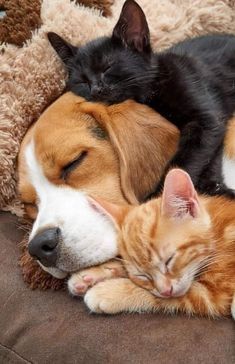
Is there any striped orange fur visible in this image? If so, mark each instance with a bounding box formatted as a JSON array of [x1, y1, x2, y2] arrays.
[[82, 169, 235, 318]]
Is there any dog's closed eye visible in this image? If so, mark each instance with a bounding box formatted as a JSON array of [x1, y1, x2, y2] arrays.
[[61, 151, 88, 180]]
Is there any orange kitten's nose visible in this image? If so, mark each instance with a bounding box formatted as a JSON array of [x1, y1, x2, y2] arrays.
[[160, 286, 173, 297]]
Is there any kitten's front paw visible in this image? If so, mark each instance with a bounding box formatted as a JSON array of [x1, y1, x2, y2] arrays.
[[84, 279, 126, 314], [68, 271, 96, 296], [84, 278, 155, 314], [68, 261, 124, 296]]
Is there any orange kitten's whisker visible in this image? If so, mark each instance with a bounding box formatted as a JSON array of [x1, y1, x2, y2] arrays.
[[185, 257, 216, 278]]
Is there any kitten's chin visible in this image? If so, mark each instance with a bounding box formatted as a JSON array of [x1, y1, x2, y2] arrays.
[[91, 95, 125, 104], [151, 289, 166, 298], [151, 289, 172, 298], [173, 279, 193, 297]]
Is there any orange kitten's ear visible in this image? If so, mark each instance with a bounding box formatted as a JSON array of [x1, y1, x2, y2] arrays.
[[88, 196, 127, 227], [161, 169, 200, 219]]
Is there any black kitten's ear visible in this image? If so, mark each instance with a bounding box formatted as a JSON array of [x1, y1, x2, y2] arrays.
[[112, 0, 150, 53], [47, 32, 77, 64]]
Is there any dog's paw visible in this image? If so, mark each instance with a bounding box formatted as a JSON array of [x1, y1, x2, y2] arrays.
[[68, 261, 124, 296]]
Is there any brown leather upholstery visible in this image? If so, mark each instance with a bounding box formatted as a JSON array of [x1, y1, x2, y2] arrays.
[[0, 212, 234, 363]]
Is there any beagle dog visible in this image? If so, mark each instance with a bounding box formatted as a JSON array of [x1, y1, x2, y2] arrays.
[[18, 92, 179, 279], [18, 92, 235, 280]]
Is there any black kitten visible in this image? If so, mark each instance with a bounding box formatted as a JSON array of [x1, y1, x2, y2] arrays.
[[48, 0, 235, 199]]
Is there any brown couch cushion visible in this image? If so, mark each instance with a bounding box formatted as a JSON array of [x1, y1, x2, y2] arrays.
[[0, 212, 235, 363]]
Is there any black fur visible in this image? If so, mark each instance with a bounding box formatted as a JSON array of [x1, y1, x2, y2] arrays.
[[48, 0, 235, 199]]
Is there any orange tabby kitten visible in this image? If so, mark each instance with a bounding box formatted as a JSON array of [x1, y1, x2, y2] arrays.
[[68, 169, 235, 319]]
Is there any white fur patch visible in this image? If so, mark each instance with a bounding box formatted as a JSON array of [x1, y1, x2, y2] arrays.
[[222, 156, 235, 191], [25, 141, 118, 276]]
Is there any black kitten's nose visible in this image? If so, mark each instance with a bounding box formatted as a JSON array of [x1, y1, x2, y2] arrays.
[[91, 85, 102, 98], [28, 227, 61, 267]]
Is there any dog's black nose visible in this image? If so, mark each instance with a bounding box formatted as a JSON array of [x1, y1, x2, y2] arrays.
[[28, 227, 61, 267]]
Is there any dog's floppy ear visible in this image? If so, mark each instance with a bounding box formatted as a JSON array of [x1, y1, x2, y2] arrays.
[[47, 32, 77, 65], [82, 100, 179, 204]]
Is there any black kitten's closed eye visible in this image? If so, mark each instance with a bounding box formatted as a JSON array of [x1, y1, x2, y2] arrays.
[[61, 151, 88, 180], [80, 75, 90, 85], [103, 65, 111, 73]]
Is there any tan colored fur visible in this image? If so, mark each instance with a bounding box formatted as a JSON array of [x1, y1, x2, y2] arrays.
[[18, 92, 179, 216], [19, 103, 235, 218]]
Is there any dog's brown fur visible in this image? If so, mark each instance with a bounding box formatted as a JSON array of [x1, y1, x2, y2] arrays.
[[18, 93, 235, 289], [18, 92, 179, 288], [18, 92, 179, 208]]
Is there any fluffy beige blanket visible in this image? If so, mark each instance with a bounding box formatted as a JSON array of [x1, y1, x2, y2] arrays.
[[1, 0, 235, 216]]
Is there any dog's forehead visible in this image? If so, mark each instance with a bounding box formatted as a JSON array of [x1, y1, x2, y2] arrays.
[[34, 113, 95, 153], [33, 98, 106, 162], [35, 103, 96, 140], [18, 92, 133, 217]]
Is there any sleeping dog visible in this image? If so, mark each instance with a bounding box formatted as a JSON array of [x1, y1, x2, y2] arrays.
[[18, 92, 179, 279], [18, 92, 235, 281]]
